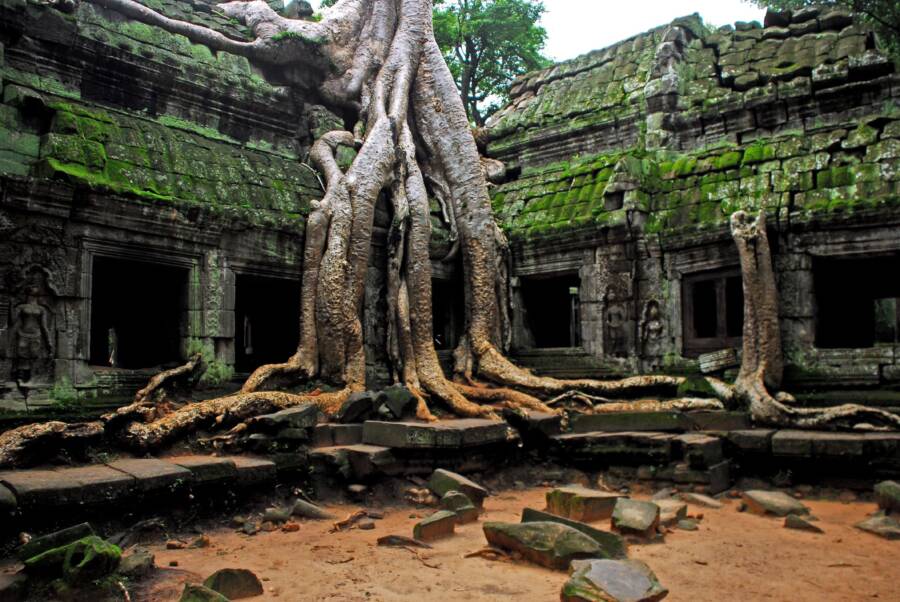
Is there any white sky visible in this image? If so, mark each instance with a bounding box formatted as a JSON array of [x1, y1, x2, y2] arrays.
[[305, 1, 767, 61]]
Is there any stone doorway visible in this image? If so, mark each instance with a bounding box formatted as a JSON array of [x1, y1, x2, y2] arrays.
[[520, 273, 581, 349], [235, 275, 300, 372], [432, 277, 465, 351], [89, 257, 188, 369], [815, 254, 900, 348]]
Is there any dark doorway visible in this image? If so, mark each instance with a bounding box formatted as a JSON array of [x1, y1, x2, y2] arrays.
[[521, 273, 581, 348], [90, 257, 187, 369], [432, 277, 465, 350], [682, 267, 744, 356], [815, 254, 900, 348], [235, 275, 301, 371]]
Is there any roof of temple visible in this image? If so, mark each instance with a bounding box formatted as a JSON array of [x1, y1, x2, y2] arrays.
[[487, 7, 900, 240]]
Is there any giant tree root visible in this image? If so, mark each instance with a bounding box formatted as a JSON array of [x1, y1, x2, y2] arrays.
[[0, 421, 104, 468], [133, 353, 206, 403], [113, 388, 354, 452], [731, 210, 900, 430]]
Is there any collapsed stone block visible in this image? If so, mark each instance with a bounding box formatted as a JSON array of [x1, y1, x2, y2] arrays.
[[546, 486, 623, 522], [413, 510, 457, 541]]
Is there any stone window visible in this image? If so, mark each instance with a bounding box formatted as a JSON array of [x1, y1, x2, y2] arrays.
[[520, 273, 581, 348], [682, 267, 743, 356], [235, 275, 300, 372], [90, 257, 188, 369], [432, 277, 464, 351], [815, 255, 900, 348]]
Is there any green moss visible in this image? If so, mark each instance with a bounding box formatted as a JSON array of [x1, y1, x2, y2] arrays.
[[715, 151, 743, 170]]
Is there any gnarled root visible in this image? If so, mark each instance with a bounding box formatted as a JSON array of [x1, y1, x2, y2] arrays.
[[0, 421, 104, 468], [133, 353, 206, 403], [739, 373, 900, 431], [112, 388, 354, 452]]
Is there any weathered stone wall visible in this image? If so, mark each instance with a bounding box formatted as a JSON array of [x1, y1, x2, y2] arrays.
[[489, 7, 900, 395], [0, 0, 327, 406]]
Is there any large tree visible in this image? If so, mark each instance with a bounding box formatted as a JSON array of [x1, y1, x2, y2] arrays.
[[0, 0, 897, 466], [750, 1, 900, 60], [432, 0, 549, 126]]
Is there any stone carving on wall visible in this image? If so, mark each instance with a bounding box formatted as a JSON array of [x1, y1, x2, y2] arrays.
[[9, 266, 57, 385], [604, 303, 628, 358], [640, 299, 665, 370]]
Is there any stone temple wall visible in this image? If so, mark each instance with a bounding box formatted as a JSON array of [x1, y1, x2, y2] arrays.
[[0, 0, 430, 407], [487, 7, 900, 405]]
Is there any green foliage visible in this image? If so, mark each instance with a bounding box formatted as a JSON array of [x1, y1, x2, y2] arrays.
[[751, 1, 900, 61], [185, 339, 234, 387], [49, 378, 80, 408], [433, 0, 550, 125]]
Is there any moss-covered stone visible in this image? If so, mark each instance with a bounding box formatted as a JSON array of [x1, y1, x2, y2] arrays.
[[24, 536, 121, 583]]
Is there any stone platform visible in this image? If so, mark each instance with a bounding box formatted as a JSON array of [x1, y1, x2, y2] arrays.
[[3, 412, 900, 529]]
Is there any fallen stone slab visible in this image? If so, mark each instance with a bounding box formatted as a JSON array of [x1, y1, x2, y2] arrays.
[[413, 510, 457, 541], [167, 456, 237, 484], [118, 547, 156, 579], [203, 568, 264, 599], [106, 458, 192, 493], [874, 480, 900, 514], [546, 486, 623, 522], [742, 490, 809, 517], [440, 491, 479, 524], [291, 499, 334, 520], [24, 536, 121, 582], [428, 469, 488, 507], [180, 583, 228, 602], [655, 500, 687, 527], [611, 499, 660, 538], [679, 492, 722, 509], [571, 411, 689, 433], [248, 404, 318, 432], [784, 514, 823, 533], [335, 392, 378, 424], [362, 419, 512, 449], [676, 519, 699, 531], [521, 508, 627, 559], [561, 558, 668, 602], [483, 521, 603, 571], [17, 522, 95, 561], [855, 515, 900, 540], [377, 384, 417, 419]]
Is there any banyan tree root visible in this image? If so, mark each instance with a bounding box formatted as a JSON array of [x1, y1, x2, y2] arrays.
[[112, 388, 354, 452], [545, 390, 725, 413], [4, 0, 881, 464], [133, 353, 206, 404], [731, 210, 900, 431], [0, 421, 104, 468]]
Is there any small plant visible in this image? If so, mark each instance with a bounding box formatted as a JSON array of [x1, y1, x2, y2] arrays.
[[49, 377, 80, 409]]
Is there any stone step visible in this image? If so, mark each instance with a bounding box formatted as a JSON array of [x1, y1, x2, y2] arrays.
[[550, 431, 724, 469], [571, 410, 751, 434], [312, 423, 365, 448], [361, 419, 514, 449], [0, 455, 277, 513]]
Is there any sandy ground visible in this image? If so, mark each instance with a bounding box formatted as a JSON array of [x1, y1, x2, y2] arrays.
[[132, 488, 899, 602]]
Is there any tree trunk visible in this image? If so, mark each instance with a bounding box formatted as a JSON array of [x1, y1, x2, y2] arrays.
[[1, 1, 894, 465], [731, 210, 900, 431]]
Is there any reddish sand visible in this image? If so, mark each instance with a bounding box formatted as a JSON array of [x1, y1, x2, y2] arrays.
[[131, 489, 899, 602]]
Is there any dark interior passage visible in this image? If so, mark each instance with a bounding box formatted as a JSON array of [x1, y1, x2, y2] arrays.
[[682, 268, 743, 356], [90, 257, 187, 369], [815, 254, 900, 348], [432, 277, 465, 351], [235, 275, 301, 371], [521, 273, 581, 348]]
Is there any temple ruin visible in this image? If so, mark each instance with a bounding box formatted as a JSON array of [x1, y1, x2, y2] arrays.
[[0, 1, 899, 600]]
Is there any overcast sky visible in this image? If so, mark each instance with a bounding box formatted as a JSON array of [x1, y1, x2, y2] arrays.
[[305, 1, 767, 61]]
